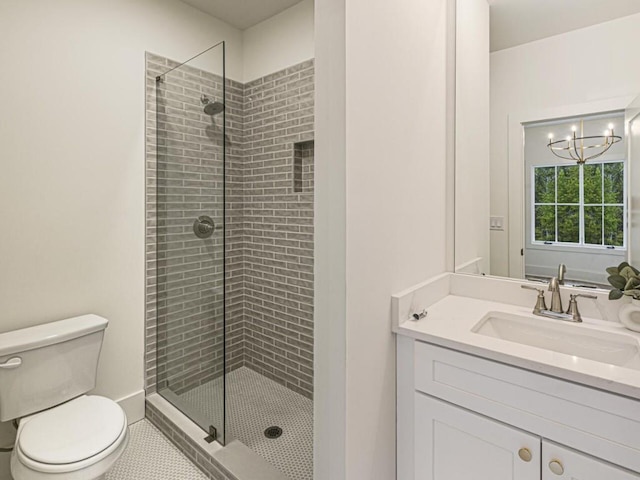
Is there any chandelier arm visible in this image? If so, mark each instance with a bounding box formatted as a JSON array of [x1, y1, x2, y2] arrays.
[[584, 144, 613, 163], [572, 134, 583, 163], [569, 140, 582, 163], [548, 145, 574, 162]]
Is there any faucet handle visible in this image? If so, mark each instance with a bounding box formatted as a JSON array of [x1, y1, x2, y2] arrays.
[[566, 293, 598, 322], [521, 285, 544, 292], [521, 285, 548, 314]]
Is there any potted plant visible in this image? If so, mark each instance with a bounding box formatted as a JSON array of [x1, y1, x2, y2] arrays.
[[607, 262, 640, 332], [607, 262, 640, 299]]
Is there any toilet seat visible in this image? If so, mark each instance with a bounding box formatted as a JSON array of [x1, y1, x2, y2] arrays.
[[15, 395, 127, 474]]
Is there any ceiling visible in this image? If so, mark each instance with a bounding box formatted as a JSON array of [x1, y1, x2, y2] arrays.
[[490, 0, 640, 52], [181, 0, 304, 30]]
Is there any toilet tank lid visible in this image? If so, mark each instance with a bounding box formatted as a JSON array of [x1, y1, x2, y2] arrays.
[[0, 314, 108, 357]]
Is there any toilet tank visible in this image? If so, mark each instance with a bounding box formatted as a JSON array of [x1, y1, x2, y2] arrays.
[[0, 314, 108, 421]]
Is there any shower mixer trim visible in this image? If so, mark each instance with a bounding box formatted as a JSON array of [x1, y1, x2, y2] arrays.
[[193, 215, 215, 239]]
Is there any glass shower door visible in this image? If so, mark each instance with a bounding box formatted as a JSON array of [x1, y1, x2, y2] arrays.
[[154, 42, 226, 444]]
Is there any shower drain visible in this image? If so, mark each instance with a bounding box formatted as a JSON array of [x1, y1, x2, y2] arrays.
[[264, 426, 283, 439]]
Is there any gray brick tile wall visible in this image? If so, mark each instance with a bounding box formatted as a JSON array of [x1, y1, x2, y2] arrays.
[[241, 60, 314, 398], [146, 54, 314, 402]]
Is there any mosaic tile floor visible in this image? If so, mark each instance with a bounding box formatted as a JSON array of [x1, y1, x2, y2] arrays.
[[179, 367, 313, 480], [106, 420, 207, 480]]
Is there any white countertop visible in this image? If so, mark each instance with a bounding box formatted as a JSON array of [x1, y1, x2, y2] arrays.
[[395, 294, 640, 399]]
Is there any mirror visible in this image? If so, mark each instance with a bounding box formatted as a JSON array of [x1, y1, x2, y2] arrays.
[[454, 0, 640, 290]]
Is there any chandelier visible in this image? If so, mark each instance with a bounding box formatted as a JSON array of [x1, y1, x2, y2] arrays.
[[547, 119, 621, 164]]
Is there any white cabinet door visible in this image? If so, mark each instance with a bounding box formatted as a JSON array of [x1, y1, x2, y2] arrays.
[[542, 441, 640, 480], [414, 394, 540, 480]]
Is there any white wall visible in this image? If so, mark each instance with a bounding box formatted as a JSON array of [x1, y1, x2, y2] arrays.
[[315, 0, 450, 478], [490, 13, 640, 276], [243, 0, 314, 82], [455, 0, 490, 274], [345, 0, 449, 474], [0, 0, 243, 456]]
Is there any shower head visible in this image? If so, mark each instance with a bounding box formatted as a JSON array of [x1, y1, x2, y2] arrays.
[[204, 101, 224, 116], [200, 94, 224, 116]]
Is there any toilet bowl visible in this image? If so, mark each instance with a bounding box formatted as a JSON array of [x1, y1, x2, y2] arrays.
[[10, 395, 129, 480], [0, 315, 129, 480]]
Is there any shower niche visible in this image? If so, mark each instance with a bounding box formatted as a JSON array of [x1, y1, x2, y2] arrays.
[[294, 140, 315, 193]]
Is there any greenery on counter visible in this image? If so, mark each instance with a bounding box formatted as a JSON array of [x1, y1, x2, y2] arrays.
[[607, 262, 640, 300]]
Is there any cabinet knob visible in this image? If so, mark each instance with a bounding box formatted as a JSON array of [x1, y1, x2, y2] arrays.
[[518, 448, 532, 462], [549, 460, 564, 475]]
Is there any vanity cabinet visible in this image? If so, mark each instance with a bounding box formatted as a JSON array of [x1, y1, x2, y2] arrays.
[[542, 441, 639, 480], [397, 336, 640, 479], [413, 395, 638, 480], [415, 394, 539, 480]]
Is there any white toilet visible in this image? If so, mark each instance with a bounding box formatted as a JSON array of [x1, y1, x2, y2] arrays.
[[0, 314, 129, 479]]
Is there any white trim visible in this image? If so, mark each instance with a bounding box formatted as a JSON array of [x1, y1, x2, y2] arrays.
[[396, 335, 415, 480], [314, 0, 346, 478], [527, 243, 627, 255], [445, 0, 457, 273], [625, 94, 640, 266], [116, 390, 145, 425]]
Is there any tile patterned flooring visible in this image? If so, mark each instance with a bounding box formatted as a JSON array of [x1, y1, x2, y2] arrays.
[[106, 420, 208, 480], [179, 367, 313, 480], [108, 368, 312, 480]]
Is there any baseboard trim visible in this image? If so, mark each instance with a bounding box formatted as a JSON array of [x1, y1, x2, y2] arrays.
[[116, 390, 145, 424]]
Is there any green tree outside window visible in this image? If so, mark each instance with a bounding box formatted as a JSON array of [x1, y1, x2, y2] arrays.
[[533, 161, 624, 247]]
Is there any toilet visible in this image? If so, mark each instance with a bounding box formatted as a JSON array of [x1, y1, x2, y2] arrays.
[[0, 314, 129, 479]]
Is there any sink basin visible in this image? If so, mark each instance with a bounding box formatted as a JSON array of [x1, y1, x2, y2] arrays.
[[472, 312, 640, 370]]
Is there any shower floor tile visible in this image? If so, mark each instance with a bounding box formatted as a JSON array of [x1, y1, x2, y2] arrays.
[[179, 367, 313, 480], [106, 419, 208, 480]]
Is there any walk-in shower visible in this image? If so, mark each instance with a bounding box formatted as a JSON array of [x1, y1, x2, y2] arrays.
[[145, 41, 315, 480]]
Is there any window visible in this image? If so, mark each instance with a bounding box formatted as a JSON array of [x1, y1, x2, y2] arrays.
[[532, 161, 625, 248]]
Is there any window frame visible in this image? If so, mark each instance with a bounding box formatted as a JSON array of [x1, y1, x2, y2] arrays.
[[530, 158, 627, 251]]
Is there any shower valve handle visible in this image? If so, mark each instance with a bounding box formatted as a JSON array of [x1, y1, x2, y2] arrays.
[[193, 216, 215, 239]]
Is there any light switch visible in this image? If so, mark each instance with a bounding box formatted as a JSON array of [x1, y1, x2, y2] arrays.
[[490, 216, 504, 231]]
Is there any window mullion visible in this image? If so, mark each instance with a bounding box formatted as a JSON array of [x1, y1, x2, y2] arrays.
[[601, 163, 605, 245], [579, 164, 584, 246], [555, 166, 558, 242]]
